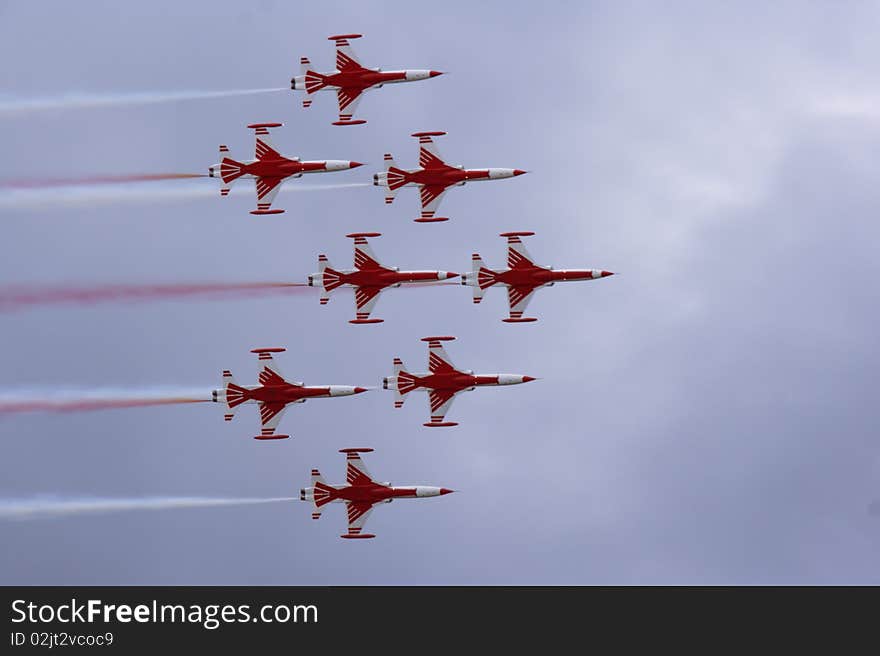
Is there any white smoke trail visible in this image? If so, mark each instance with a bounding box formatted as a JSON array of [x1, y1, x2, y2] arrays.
[[0, 496, 296, 520], [0, 88, 287, 116], [0, 182, 371, 211]]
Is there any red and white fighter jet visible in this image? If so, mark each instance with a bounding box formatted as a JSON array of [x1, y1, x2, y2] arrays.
[[382, 336, 536, 427], [307, 232, 458, 324], [300, 448, 453, 539], [211, 348, 370, 440], [208, 122, 362, 215], [373, 131, 527, 222], [291, 34, 442, 126], [462, 231, 615, 322]]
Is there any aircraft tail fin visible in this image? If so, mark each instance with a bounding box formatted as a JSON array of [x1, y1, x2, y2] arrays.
[[386, 165, 409, 192], [476, 254, 499, 291], [302, 468, 336, 518], [390, 358, 412, 407], [383, 358, 418, 407], [462, 253, 496, 303], [395, 371, 419, 397], [219, 149, 246, 186], [299, 58, 315, 107], [212, 145, 239, 194], [395, 359, 420, 397], [223, 370, 249, 410], [305, 70, 329, 94], [316, 254, 345, 304], [312, 480, 338, 509], [381, 153, 401, 202]]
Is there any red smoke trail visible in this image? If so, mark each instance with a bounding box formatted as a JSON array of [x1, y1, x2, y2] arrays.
[[0, 282, 459, 313], [0, 397, 210, 415], [0, 282, 310, 312], [0, 173, 208, 190]]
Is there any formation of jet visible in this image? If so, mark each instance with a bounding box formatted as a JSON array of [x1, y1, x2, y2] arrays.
[[68, 33, 617, 541], [208, 122, 362, 214], [373, 132, 527, 222], [462, 231, 615, 322], [301, 448, 453, 539], [383, 336, 535, 427], [308, 232, 458, 323], [212, 348, 370, 439], [291, 34, 442, 126]]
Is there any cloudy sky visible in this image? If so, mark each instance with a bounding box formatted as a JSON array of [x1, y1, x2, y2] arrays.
[[0, 1, 878, 584]]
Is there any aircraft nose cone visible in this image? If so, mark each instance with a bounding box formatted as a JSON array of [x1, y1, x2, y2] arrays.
[[600, 270, 615, 278], [353, 387, 369, 394], [513, 169, 527, 176], [439, 488, 454, 495], [444, 271, 459, 279], [522, 376, 537, 383], [349, 161, 364, 169], [429, 71, 444, 77]]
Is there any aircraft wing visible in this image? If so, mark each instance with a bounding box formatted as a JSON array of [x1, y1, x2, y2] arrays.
[[345, 450, 375, 485], [416, 133, 446, 169], [254, 349, 289, 386], [506, 233, 536, 268], [258, 401, 288, 438], [507, 285, 539, 321], [344, 501, 375, 537], [418, 184, 449, 221], [253, 125, 283, 160], [332, 34, 364, 72], [425, 337, 456, 373], [352, 234, 382, 269], [353, 286, 383, 322], [426, 389, 458, 426], [253, 177, 285, 214], [336, 87, 365, 123]]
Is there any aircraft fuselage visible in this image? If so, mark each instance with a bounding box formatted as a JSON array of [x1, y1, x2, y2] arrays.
[[495, 268, 606, 286], [337, 267, 452, 289], [406, 371, 532, 393]]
